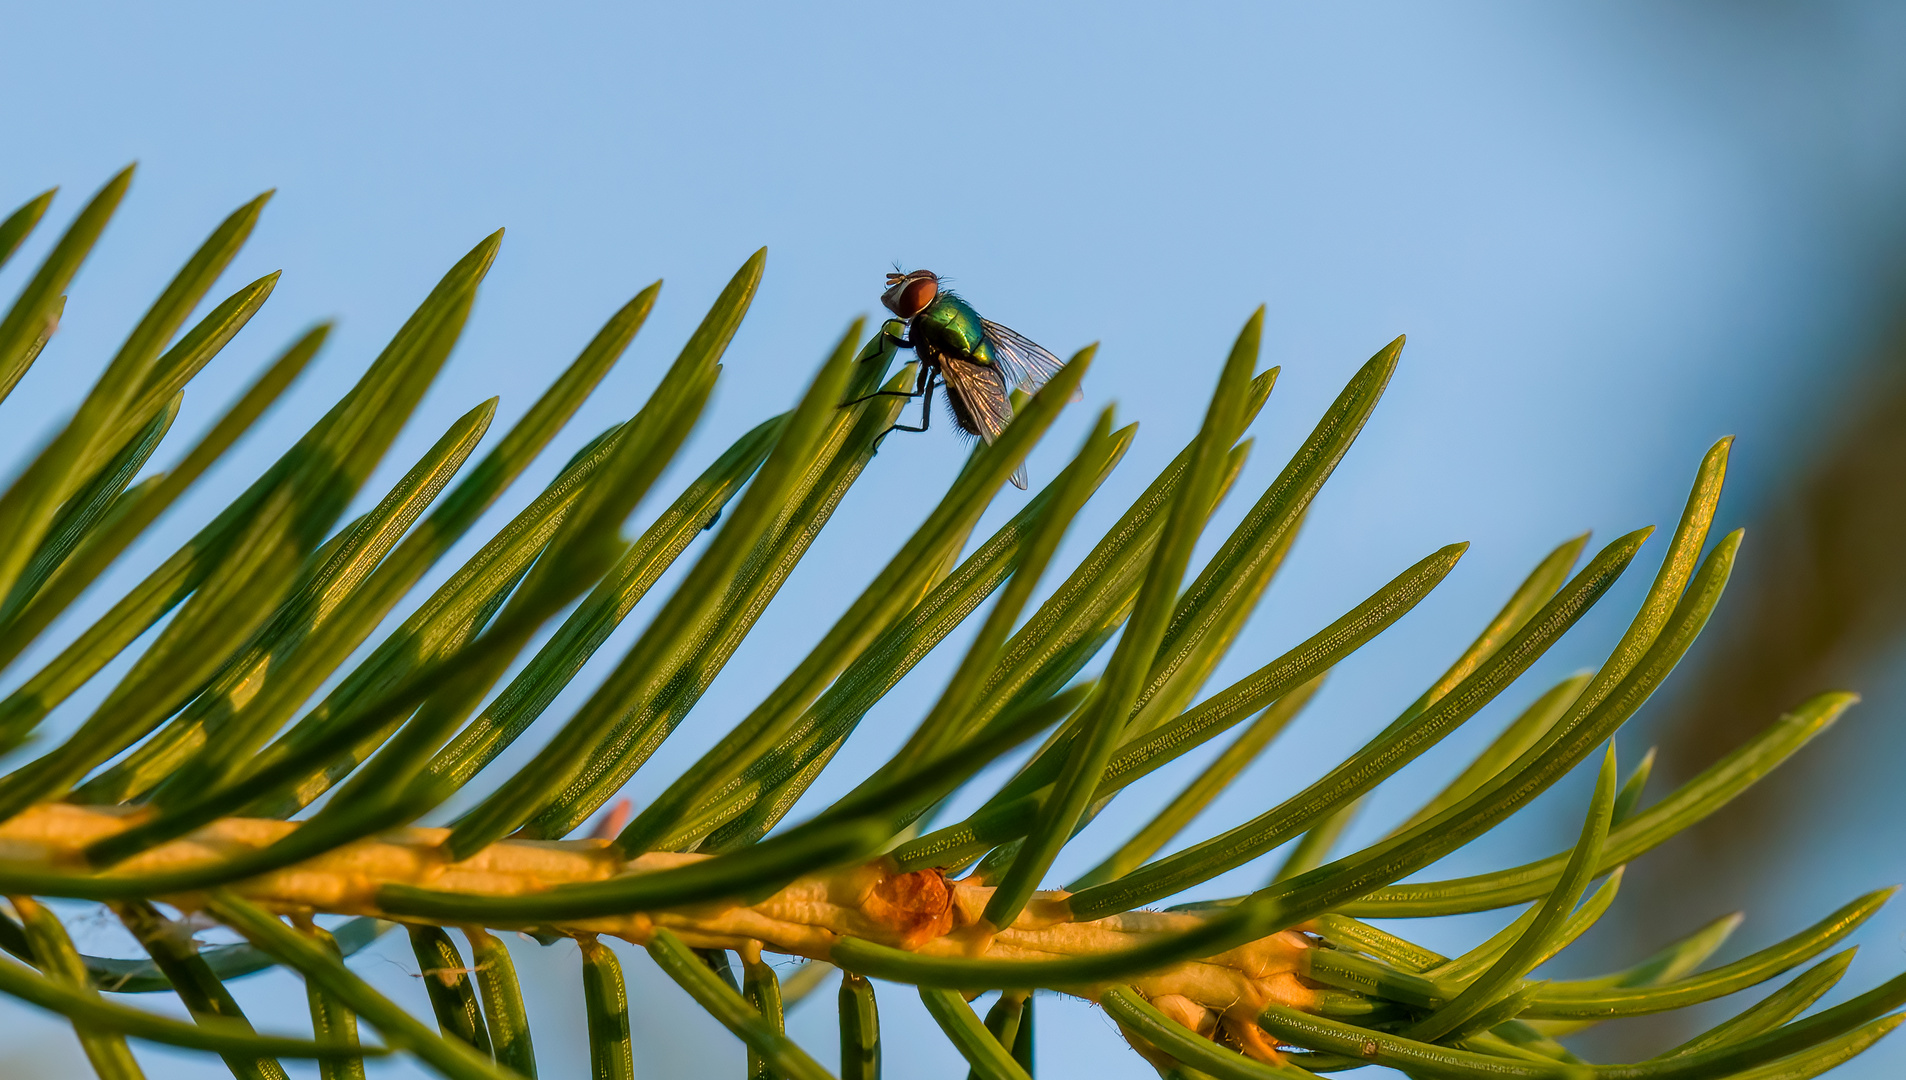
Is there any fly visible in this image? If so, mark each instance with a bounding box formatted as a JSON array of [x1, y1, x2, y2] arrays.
[[847, 268, 1072, 489]]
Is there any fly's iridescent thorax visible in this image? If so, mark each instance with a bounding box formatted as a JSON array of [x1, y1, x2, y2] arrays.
[[910, 293, 995, 368]]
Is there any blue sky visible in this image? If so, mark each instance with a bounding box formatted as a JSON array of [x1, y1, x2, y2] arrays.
[[5, 3, 1906, 1077]]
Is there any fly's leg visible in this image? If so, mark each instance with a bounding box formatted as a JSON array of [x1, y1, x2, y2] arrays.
[[855, 320, 912, 368], [872, 371, 937, 450], [878, 318, 913, 353], [840, 320, 919, 407], [840, 386, 923, 407], [841, 361, 926, 408]]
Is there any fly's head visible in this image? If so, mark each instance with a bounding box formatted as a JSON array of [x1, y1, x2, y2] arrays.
[[882, 268, 939, 319]]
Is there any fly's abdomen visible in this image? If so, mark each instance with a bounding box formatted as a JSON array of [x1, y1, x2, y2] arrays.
[[910, 340, 979, 437], [941, 380, 984, 437]]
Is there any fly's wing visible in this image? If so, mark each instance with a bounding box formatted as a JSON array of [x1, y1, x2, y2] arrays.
[[940, 356, 1029, 489], [980, 318, 1081, 401]]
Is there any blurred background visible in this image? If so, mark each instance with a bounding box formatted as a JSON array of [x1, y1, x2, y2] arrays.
[[4, 2, 1906, 1076]]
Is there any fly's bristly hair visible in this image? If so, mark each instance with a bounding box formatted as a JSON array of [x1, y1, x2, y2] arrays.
[[886, 265, 956, 288]]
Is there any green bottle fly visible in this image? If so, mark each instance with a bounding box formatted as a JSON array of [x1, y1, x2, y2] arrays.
[[854, 268, 1071, 489]]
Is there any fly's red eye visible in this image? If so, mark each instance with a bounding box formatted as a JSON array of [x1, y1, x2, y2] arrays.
[[899, 277, 937, 316]]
